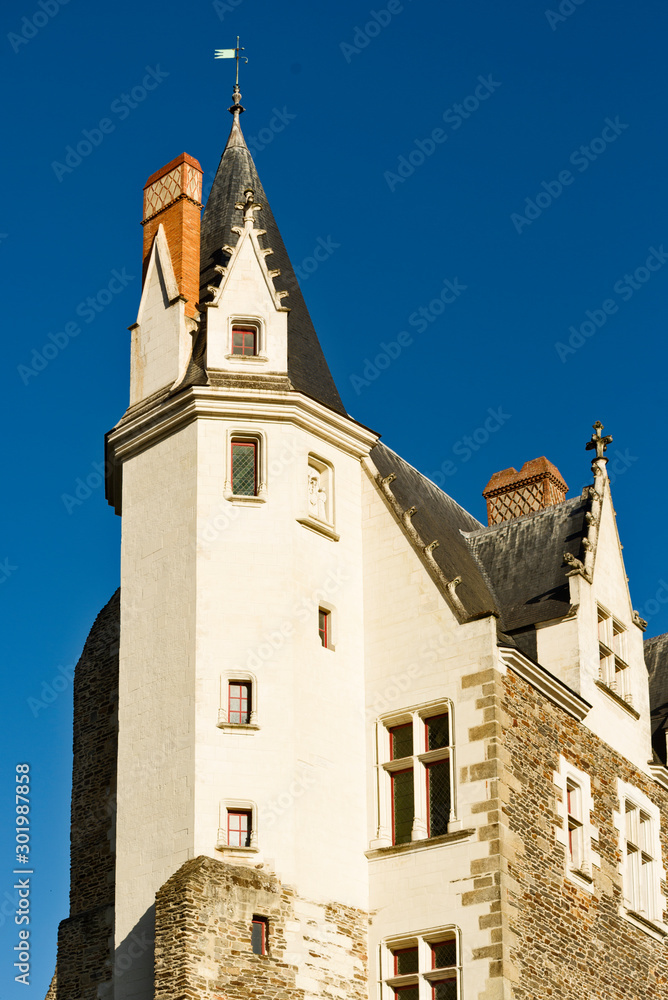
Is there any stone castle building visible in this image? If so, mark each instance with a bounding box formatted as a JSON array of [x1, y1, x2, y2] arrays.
[[47, 83, 668, 999]]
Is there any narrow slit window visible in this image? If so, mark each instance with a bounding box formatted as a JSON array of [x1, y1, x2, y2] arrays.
[[251, 916, 267, 955], [227, 809, 252, 848], [232, 327, 257, 356], [426, 758, 451, 838], [228, 682, 251, 725], [567, 780, 584, 870], [318, 609, 330, 648], [391, 768, 414, 846], [231, 440, 257, 496]]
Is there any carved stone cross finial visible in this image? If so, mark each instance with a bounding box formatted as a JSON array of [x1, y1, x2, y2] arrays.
[[585, 421, 613, 460], [235, 187, 262, 224]]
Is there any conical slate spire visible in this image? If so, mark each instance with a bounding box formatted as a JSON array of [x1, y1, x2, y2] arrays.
[[199, 109, 347, 416]]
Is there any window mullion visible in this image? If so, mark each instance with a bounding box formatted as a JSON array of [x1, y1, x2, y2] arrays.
[[412, 714, 427, 840], [375, 722, 391, 847], [417, 939, 430, 1000]]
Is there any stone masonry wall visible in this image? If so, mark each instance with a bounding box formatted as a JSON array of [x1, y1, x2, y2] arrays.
[[501, 667, 668, 999], [154, 856, 368, 1000], [50, 590, 120, 1000]]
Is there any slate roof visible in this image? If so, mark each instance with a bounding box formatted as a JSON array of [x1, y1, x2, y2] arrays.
[[646, 634, 668, 762], [369, 442, 593, 652], [647, 634, 668, 712], [199, 113, 346, 416], [370, 442, 499, 622], [465, 496, 588, 633]]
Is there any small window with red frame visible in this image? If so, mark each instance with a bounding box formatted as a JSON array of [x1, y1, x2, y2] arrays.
[[232, 327, 257, 356], [318, 608, 331, 648], [251, 916, 267, 955], [228, 681, 251, 724], [227, 809, 252, 848]]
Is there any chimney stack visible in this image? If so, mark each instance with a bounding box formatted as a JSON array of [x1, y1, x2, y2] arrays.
[[142, 152, 203, 318], [483, 457, 568, 526]]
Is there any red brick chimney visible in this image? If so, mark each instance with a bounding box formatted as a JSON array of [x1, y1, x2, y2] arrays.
[[483, 457, 568, 526], [142, 152, 203, 319]]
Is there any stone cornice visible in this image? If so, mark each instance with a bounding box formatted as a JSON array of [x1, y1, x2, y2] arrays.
[[500, 647, 592, 722], [365, 828, 475, 861], [649, 762, 668, 792], [106, 386, 378, 514]]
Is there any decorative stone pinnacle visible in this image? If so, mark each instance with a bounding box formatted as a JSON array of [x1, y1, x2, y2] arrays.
[[585, 421, 613, 461], [235, 188, 262, 226]]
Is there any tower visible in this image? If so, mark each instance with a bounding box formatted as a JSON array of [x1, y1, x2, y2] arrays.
[[48, 83, 668, 1000], [105, 87, 377, 1000]]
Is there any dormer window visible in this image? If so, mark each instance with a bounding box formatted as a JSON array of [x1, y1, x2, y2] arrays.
[[231, 326, 257, 356], [598, 606, 630, 703]]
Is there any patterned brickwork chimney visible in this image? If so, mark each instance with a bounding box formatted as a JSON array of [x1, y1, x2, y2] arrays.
[[483, 456, 568, 526], [142, 152, 203, 318]]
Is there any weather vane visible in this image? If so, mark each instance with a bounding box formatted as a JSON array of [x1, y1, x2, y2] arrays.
[[215, 37, 248, 114]]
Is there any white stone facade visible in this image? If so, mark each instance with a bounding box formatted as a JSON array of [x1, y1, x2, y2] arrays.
[[105, 172, 665, 1000]]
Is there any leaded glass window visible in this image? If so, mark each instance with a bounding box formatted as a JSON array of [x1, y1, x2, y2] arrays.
[[231, 441, 257, 496]]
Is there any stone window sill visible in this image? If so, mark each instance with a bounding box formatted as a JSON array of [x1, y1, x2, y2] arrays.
[[566, 865, 594, 892], [216, 720, 260, 734], [296, 517, 340, 541], [224, 354, 269, 363], [623, 908, 668, 942], [225, 494, 267, 506], [365, 828, 475, 859], [595, 680, 640, 719], [214, 843, 260, 855]]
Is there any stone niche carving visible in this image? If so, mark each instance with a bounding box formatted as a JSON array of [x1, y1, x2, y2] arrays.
[[307, 457, 332, 524]]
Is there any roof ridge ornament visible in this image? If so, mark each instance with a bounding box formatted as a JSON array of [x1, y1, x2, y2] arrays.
[[235, 188, 263, 228], [586, 420, 612, 479]]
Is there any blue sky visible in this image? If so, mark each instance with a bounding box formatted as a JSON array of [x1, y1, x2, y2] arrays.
[[1, 0, 667, 994]]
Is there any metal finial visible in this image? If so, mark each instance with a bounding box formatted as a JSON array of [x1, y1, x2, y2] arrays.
[[214, 36, 248, 116], [585, 421, 613, 460]]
